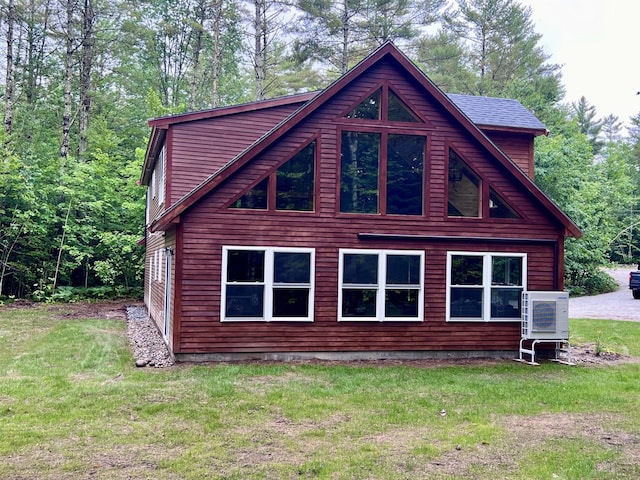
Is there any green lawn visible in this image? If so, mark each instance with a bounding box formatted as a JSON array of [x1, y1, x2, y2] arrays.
[[1, 304, 639, 479]]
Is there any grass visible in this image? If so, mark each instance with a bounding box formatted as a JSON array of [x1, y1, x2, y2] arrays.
[[1, 305, 639, 479]]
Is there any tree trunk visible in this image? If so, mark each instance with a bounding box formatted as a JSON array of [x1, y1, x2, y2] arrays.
[[254, 0, 266, 100], [52, 200, 73, 292], [189, 0, 205, 111], [340, 0, 350, 74], [79, 0, 94, 160], [211, 0, 222, 108], [4, 0, 15, 136], [61, 0, 74, 160]]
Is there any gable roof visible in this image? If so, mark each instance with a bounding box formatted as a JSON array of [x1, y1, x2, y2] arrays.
[[147, 42, 580, 238], [447, 93, 547, 134], [141, 91, 318, 185]]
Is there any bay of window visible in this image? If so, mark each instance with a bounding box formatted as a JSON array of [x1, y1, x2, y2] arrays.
[[222, 247, 314, 322], [339, 249, 424, 322], [447, 252, 526, 322]]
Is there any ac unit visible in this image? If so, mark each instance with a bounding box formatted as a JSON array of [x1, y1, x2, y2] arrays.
[[521, 291, 569, 340]]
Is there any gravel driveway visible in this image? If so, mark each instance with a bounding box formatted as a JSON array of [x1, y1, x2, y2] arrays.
[[569, 267, 640, 321]]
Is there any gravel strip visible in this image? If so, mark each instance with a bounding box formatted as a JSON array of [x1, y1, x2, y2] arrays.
[[126, 305, 174, 368]]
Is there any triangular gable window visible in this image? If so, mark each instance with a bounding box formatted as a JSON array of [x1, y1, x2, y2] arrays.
[[230, 141, 316, 211], [489, 188, 520, 219], [388, 90, 419, 122], [346, 89, 381, 120], [345, 87, 421, 123], [231, 178, 268, 209]]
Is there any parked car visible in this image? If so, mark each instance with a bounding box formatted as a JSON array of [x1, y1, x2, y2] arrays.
[[629, 267, 640, 299]]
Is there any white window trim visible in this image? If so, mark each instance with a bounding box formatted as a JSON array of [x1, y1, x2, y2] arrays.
[[446, 251, 527, 322], [338, 248, 424, 322], [158, 146, 165, 204], [221, 246, 315, 322], [151, 169, 156, 199]]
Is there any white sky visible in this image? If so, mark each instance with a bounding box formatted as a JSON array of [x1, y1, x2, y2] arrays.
[[520, 0, 640, 128]]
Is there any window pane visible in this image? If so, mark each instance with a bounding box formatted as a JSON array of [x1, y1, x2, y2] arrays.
[[231, 178, 268, 209], [387, 134, 424, 215], [492, 256, 522, 286], [273, 288, 309, 317], [388, 91, 418, 122], [386, 255, 421, 285], [342, 289, 377, 317], [451, 255, 483, 285], [491, 287, 522, 318], [343, 254, 378, 284], [489, 188, 519, 218], [227, 250, 265, 282], [340, 131, 380, 213], [276, 142, 315, 211], [274, 252, 311, 284], [450, 287, 483, 318], [225, 285, 264, 317], [385, 289, 419, 317], [448, 150, 480, 217], [346, 89, 381, 119]]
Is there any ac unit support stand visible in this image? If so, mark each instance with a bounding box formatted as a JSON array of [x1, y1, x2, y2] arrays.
[[515, 338, 575, 366]]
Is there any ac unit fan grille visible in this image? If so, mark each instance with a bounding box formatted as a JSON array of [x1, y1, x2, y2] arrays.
[[531, 300, 557, 332]]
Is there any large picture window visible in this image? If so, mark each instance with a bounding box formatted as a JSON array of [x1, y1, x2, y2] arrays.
[[338, 249, 424, 322], [340, 86, 426, 216], [446, 252, 526, 322], [340, 131, 425, 215], [222, 246, 314, 322]]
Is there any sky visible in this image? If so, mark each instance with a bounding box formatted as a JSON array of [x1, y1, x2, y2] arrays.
[[520, 0, 640, 128]]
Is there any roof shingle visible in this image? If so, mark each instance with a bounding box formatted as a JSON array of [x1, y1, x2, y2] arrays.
[[447, 93, 547, 132]]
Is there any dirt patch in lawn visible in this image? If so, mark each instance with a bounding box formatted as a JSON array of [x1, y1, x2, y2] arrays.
[[47, 300, 138, 320], [424, 413, 640, 478]]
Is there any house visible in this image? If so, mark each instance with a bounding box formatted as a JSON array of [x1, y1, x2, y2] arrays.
[[140, 42, 581, 362]]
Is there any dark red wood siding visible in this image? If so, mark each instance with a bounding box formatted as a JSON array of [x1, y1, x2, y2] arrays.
[[484, 131, 535, 178], [169, 103, 304, 202], [169, 58, 565, 355]]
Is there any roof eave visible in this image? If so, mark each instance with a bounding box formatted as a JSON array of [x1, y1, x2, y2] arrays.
[[140, 126, 167, 186], [476, 123, 549, 137]]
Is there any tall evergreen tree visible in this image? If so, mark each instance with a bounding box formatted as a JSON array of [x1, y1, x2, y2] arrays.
[[571, 96, 604, 155], [436, 0, 553, 97]]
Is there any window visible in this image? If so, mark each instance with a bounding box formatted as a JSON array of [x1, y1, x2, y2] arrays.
[[339, 249, 424, 322], [340, 86, 426, 216], [346, 87, 419, 122], [448, 149, 480, 217], [340, 132, 425, 215], [276, 141, 315, 211], [446, 252, 526, 322], [489, 188, 520, 219], [232, 178, 268, 209], [231, 141, 315, 211], [221, 246, 315, 321], [346, 89, 380, 119]]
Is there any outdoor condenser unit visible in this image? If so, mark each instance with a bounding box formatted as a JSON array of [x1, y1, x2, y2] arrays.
[[521, 291, 569, 340], [517, 291, 573, 365]]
